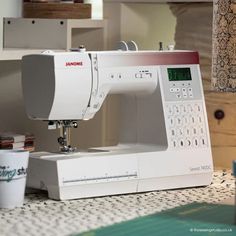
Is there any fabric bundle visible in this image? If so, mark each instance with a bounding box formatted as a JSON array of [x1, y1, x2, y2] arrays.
[[0, 133, 35, 152]]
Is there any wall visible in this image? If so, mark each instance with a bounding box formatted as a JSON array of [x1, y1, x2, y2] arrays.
[[2, 1, 235, 168], [0, 61, 25, 133], [0, 1, 105, 152], [0, 2, 27, 144], [0, 64, 105, 152], [0, 0, 22, 48], [0, 0, 22, 17], [104, 2, 236, 169], [170, 3, 236, 169], [103, 3, 177, 147], [0, 1, 59, 151], [0, 61, 61, 152], [120, 3, 176, 50], [31, 1, 236, 169]]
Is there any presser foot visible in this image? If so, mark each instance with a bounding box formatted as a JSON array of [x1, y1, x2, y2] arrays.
[[51, 120, 79, 154], [60, 145, 77, 153], [57, 136, 77, 153]]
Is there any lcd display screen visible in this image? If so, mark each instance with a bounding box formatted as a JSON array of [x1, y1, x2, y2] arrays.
[[167, 68, 192, 81]]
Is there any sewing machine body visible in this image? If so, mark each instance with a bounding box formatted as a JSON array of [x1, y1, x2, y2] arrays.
[[29, 146, 212, 200], [22, 51, 213, 200]]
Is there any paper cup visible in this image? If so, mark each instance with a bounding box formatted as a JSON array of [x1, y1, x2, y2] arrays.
[[0, 150, 29, 209]]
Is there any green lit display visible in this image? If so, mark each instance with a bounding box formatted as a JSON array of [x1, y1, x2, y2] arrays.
[[167, 68, 192, 81]]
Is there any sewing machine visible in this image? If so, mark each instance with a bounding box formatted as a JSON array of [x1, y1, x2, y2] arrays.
[[22, 50, 213, 200]]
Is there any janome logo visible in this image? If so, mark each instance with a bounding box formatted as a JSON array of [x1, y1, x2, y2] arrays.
[[65, 61, 83, 67]]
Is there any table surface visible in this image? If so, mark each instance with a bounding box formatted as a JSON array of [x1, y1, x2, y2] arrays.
[[0, 170, 234, 236]]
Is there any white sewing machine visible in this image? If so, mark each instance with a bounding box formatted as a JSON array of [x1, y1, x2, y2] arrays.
[[22, 50, 213, 200]]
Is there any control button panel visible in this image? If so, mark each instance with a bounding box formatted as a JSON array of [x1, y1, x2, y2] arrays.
[[165, 102, 208, 149], [135, 71, 153, 79], [108, 69, 153, 80], [169, 83, 194, 100]]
